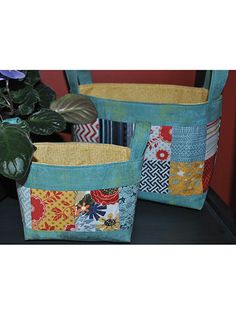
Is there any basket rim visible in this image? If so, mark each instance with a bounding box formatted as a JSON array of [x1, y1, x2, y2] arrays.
[[79, 82, 209, 105], [32, 142, 131, 167]]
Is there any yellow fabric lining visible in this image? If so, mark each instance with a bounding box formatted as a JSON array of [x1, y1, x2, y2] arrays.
[[33, 142, 131, 166], [79, 83, 209, 105]]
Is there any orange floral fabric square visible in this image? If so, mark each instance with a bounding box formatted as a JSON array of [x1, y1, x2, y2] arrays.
[[31, 190, 76, 231], [169, 161, 204, 196]]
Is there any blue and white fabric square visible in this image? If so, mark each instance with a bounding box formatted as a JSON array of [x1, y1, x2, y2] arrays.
[[140, 159, 170, 194], [171, 126, 207, 162], [119, 184, 138, 229]]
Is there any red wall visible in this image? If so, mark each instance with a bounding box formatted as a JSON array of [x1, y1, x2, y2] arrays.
[[39, 70, 236, 210], [210, 71, 236, 210], [92, 70, 196, 85], [40, 70, 68, 98], [40, 70, 196, 96]]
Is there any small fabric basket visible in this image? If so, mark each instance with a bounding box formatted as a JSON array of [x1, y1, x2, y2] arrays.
[[17, 122, 150, 242], [67, 70, 228, 210]]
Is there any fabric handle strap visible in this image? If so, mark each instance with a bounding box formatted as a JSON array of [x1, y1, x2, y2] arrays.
[[130, 122, 151, 161], [65, 70, 79, 93], [204, 70, 229, 102], [77, 71, 93, 85], [67, 70, 229, 103], [66, 70, 93, 93]]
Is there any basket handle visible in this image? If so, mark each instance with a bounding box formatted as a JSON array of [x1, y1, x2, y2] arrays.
[[67, 70, 229, 103], [130, 121, 151, 160], [66, 70, 92, 93], [204, 70, 229, 102]]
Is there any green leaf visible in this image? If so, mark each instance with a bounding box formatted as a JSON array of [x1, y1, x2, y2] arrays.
[[11, 85, 40, 105], [0, 87, 4, 96], [0, 88, 7, 107], [0, 95, 6, 107], [10, 85, 40, 115], [24, 70, 40, 86], [19, 103, 35, 115], [17, 120, 30, 135], [36, 83, 56, 108], [27, 109, 66, 135], [50, 94, 98, 124], [0, 124, 36, 180]]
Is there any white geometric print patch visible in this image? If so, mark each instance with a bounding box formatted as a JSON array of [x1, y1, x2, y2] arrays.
[[73, 120, 99, 143], [139, 159, 170, 194], [205, 119, 220, 160]]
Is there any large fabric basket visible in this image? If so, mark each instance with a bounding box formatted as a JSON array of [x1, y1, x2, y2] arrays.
[[17, 121, 150, 243], [67, 70, 228, 210]]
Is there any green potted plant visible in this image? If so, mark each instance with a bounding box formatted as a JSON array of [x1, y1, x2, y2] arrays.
[[0, 70, 97, 199]]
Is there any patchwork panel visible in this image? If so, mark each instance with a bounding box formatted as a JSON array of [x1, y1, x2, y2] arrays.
[[29, 185, 138, 232], [144, 126, 172, 161], [140, 121, 220, 198], [140, 159, 170, 194], [31, 188, 120, 232], [171, 126, 206, 162], [205, 119, 220, 160], [169, 161, 204, 196], [202, 154, 217, 192]]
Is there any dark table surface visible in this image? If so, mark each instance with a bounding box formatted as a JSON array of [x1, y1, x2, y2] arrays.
[[0, 196, 235, 244]]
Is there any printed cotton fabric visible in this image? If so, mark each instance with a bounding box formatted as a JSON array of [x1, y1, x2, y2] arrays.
[[20, 184, 138, 233], [73, 120, 99, 143], [140, 119, 220, 196]]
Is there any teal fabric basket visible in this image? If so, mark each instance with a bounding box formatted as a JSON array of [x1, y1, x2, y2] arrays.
[[17, 121, 150, 243], [67, 70, 229, 210]]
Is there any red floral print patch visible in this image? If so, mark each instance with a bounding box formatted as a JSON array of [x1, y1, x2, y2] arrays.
[[41, 222, 55, 231], [65, 224, 76, 231], [202, 154, 216, 192], [31, 196, 45, 221], [90, 188, 119, 205], [159, 126, 172, 143], [144, 125, 172, 161], [155, 149, 169, 161]]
